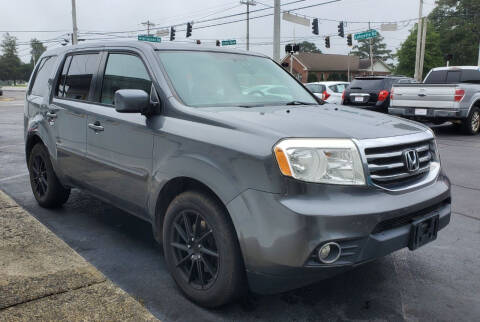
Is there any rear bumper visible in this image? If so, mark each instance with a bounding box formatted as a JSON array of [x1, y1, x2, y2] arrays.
[[389, 107, 469, 119], [227, 174, 451, 294], [344, 101, 389, 113]]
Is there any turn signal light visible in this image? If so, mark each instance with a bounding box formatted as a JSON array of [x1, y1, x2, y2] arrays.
[[274, 147, 292, 176], [322, 91, 330, 101], [454, 89, 465, 102], [378, 90, 389, 102]]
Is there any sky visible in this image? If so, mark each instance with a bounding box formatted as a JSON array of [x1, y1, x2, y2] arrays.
[[0, 0, 437, 63]]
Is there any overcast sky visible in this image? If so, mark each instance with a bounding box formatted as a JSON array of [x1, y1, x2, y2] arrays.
[[0, 0, 436, 63]]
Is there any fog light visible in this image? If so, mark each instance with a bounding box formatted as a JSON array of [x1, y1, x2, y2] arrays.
[[318, 242, 341, 264]]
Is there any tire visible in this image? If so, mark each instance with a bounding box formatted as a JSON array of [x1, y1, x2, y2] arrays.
[[163, 191, 246, 308], [28, 143, 70, 208], [461, 107, 480, 135]]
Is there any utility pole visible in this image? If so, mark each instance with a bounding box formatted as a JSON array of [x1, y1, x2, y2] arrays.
[[369, 22, 374, 76], [414, 0, 424, 81], [141, 20, 156, 36], [478, 38, 480, 66], [71, 0, 78, 45], [418, 18, 428, 81], [241, 0, 256, 51], [273, 0, 281, 61]]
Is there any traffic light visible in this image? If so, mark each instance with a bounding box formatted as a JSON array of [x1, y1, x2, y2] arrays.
[[293, 44, 300, 52], [186, 22, 193, 38], [325, 36, 330, 48], [216, 40, 221, 46], [347, 33, 352, 46], [338, 21, 344, 38], [312, 18, 319, 35], [170, 27, 176, 41], [285, 44, 293, 53]]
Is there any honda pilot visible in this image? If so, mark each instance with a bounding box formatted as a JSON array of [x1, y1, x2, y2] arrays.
[[24, 42, 451, 308]]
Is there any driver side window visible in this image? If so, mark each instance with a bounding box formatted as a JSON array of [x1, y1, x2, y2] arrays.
[[101, 53, 152, 105]]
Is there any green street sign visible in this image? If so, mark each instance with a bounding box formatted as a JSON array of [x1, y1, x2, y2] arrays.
[[221, 39, 237, 46], [354, 29, 378, 41], [138, 35, 161, 43]]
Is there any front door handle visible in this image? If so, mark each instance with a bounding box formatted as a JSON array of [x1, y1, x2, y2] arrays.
[[88, 121, 104, 132], [46, 111, 57, 119]]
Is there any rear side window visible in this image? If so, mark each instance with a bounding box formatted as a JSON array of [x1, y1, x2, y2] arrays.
[[424, 71, 447, 84], [63, 53, 100, 101], [329, 84, 347, 93], [30, 56, 57, 96], [56, 56, 72, 97], [100, 53, 152, 105]]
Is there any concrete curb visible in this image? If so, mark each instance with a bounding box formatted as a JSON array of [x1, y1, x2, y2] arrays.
[[0, 190, 159, 321]]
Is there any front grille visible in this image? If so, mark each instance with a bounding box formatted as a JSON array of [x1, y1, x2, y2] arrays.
[[365, 139, 435, 188]]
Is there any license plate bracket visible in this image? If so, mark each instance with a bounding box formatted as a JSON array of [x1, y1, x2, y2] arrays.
[[354, 96, 364, 102], [408, 213, 439, 250], [415, 108, 428, 116]]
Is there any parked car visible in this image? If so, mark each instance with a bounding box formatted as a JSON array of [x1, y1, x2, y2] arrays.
[[390, 66, 480, 135], [342, 76, 417, 113], [24, 42, 451, 308], [305, 81, 349, 104]]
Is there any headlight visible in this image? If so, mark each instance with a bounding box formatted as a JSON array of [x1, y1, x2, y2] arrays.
[[274, 138, 366, 185]]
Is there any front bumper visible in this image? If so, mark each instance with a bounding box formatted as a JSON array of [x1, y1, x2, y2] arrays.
[[227, 174, 451, 294], [389, 107, 469, 119]]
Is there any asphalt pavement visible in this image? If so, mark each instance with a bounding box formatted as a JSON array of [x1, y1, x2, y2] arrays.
[[1, 90, 479, 321]]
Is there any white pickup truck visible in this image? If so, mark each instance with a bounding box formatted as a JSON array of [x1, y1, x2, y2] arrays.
[[389, 66, 480, 135]]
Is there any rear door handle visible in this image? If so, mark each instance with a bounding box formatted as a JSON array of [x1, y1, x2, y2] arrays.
[[418, 93, 427, 97], [88, 122, 104, 132]]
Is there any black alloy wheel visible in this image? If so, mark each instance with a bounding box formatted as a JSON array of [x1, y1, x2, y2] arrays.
[[170, 209, 219, 290], [31, 154, 48, 197]]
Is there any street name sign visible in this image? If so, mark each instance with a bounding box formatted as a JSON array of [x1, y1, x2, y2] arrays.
[[138, 35, 161, 43], [221, 39, 237, 46], [354, 29, 378, 41], [282, 12, 310, 27]]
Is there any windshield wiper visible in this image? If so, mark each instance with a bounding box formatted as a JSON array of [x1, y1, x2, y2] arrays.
[[285, 101, 317, 106]]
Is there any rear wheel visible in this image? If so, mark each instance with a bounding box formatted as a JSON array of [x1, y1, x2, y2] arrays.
[[163, 191, 245, 308], [461, 107, 480, 135], [28, 143, 70, 208]]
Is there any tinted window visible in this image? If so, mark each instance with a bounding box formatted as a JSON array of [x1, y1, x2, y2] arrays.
[[424, 70, 447, 84], [446, 71, 461, 83], [349, 79, 385, 90], [101, 53, 152, 105], [56, 56, 72, 97], [30, 56, 57, 96], [461, 69, 480, 83], [64, 54, 99, 101]]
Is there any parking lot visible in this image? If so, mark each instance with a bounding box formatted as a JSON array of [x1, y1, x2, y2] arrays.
[[1, 89, 479, 321]]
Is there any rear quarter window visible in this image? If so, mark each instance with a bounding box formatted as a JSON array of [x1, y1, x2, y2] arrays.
[[29, 56, 57, 96]]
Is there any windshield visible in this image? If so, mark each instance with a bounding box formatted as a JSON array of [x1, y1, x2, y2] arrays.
[[157, 51, 317, 107]]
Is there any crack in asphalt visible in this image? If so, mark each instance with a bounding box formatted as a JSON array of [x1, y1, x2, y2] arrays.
[[451, 183, 480, 192], [453, 211, 480, 221]]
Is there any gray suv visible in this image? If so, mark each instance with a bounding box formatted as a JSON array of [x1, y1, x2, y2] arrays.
[[24, 42, 451, 308]]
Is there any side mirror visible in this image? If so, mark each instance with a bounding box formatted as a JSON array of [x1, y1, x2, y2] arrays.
[[115, 89, 150, 114]]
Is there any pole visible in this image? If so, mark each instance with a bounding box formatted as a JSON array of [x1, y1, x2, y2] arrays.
[[241, 1, 256, 51], [414, 0, 424, 81], [418, 18, 427, 81], [369, 22, 373, 76], [478, 38, 480, 66], [141, 20, 156, 36], [71, 0, 78, 45], [290, 52, 293, 74], [273, 0, 281, 61]]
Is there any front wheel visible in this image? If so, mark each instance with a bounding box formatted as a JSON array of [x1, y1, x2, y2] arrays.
[[461, 107, 480, 135], [163, 191, 245, 308]]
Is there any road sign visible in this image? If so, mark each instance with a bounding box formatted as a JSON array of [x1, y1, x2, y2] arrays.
[[282, 12, 310, 27], [138, 35, 161, 43], [354, 29, 378, 41], [221, 39, 237, 46], [155, 29, 170, 37]]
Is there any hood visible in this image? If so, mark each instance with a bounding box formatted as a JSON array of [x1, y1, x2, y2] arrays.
[[193, 104, 428, 140]]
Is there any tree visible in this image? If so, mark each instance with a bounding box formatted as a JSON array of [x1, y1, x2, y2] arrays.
[[428, 0, 480, 66], [395, 22, 444, 78], [298, 41, 322, 53], [30, 38, 46, 65], [350, 32, 393, 63], [0, 33, 21, 85]]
